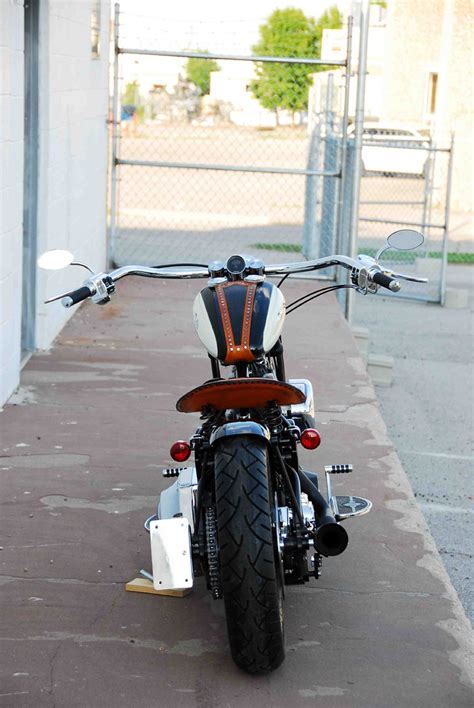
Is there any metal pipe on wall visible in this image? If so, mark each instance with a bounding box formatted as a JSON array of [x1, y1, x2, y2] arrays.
[[108, 3, 121, 267]]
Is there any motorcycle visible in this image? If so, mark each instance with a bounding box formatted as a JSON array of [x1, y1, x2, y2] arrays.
[[39, 228, 426, 674]]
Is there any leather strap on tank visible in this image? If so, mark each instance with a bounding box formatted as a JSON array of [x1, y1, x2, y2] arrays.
[[215, 282, 257, 364]]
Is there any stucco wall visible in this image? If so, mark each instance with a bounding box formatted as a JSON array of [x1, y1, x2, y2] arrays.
[[0, 1, 24, 404]]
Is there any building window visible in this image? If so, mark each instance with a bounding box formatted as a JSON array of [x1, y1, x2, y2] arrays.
[[91, 1, 101, 58], [426, 72, 438, 114]]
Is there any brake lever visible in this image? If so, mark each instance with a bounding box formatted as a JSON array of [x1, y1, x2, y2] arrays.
[[388, 272, 428, 283], [357, 255, 428, 284]]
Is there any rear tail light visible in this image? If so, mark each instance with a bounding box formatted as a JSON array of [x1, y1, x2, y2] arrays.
[[300, 428, 321, 450], [170, 441, 191, 462]]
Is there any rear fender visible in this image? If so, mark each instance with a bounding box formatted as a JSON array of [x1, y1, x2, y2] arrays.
[[210, 421, 271, 447]]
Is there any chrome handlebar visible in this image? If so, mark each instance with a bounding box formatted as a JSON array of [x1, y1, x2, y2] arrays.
[[109, 265, 210, 281], [46, 254, 428, 308]]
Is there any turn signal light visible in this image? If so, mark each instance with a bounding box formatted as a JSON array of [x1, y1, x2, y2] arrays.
[[300, 428, 321, 450], [170, 441, 191, 462]]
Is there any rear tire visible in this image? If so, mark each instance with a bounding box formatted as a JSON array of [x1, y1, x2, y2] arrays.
[[215, 435, 285, 674]]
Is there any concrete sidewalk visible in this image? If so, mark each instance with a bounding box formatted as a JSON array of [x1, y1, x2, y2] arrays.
[[0, 278, 472, 707]]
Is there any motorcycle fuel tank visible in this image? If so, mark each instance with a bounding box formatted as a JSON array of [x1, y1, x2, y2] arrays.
[[193, 280, 285, 365]]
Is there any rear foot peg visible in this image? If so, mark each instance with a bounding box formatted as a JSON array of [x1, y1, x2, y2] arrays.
[[332, 495, 372, 521], [324, 465, 371, 521]]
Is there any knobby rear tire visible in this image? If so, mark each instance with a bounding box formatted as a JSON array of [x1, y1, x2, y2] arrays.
[[215, 435, 285, 674]]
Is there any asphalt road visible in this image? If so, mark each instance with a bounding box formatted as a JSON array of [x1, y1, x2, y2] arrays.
[[353, 264, 473, 623]]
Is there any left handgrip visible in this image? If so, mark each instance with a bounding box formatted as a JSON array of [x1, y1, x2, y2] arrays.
[[61, 285, 93, 308]]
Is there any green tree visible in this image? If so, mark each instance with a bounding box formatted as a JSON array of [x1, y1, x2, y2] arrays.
[[250, 6, 342, 123], [185, 52, 220, 95], [122, 80, 140, 106]]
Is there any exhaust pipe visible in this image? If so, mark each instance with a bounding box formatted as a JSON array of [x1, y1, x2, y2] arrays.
[[296, 468, 348, 557], [313, 514, 348, 557]]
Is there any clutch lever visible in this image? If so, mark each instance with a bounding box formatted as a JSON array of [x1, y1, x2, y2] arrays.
[[45, 291, 77, 304]]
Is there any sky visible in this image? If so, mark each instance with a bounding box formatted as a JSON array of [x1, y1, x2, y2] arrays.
[[117, 0, 350, 54]]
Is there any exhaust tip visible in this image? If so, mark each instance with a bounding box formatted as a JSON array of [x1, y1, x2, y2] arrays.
[[315, 522, 348, 557]]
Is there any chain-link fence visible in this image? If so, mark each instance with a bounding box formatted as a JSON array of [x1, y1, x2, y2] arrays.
[[109, 6, 352, 270], [358, 135, 453, 302], [109, 5, 453, 304]]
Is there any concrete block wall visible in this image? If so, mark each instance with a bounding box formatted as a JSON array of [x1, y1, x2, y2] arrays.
[[36, 0, 110, 349], [0, 1, 110, 405], [0, 1, 24, 405]]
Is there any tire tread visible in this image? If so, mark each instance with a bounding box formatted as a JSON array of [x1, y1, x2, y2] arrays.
[[215, 436, 284, 674]]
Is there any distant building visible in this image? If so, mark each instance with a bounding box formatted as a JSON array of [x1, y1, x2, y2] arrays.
[[119, 54, 184, 97], [313, 0, 473, 210], [0, 1, 110, 405]]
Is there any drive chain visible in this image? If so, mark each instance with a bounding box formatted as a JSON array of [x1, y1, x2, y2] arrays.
[[205, 506, 222, 599]]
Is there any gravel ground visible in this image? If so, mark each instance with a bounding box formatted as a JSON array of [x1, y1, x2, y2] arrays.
[[352, 264, 473, 623]]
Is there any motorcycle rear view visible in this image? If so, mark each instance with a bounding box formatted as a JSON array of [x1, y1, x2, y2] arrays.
[[39, 229, 426, 673]]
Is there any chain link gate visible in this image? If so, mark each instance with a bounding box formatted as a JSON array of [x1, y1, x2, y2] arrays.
[[108, 5, 353, 271], [108, 5, 452, 304], [357, 133, 454, 303]]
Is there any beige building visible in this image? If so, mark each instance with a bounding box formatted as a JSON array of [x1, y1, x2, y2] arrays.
[[381, 0, 473, 210], [317, 0, 473, 212]]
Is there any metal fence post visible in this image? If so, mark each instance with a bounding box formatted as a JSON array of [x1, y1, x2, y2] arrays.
[[335, 16, 353, 256], [320, 75, 337, 258], [321, 133, 338, 257], [440, 133, 454, 305], [345, 0, 370, 321], [303, 119, 321, 259], [337, 140, 355, 310]]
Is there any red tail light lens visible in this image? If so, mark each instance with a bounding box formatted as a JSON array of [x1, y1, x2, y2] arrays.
[[170, 441, 191, 462], [300, 428, 321, 450]]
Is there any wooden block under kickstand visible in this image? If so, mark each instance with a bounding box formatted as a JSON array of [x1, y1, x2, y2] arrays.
[[125, 577, 192, 598]]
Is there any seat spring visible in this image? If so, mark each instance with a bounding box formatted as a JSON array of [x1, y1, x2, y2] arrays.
[[263, 403, 284, 434]]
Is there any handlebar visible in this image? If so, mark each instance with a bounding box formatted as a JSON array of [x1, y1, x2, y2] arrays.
[[45, 253, 427, 308], [61, 285, 93, 308], [371, 271, 401, 292]]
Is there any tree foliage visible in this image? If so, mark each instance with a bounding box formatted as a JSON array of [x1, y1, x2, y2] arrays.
[[250, 6, 342, 118], [185, 52, 220, 95], [122, 80, 140, 106]]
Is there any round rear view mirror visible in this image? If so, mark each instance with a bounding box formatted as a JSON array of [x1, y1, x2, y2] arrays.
[[387, 229, 424, 251], [37, 249, 74, 270]]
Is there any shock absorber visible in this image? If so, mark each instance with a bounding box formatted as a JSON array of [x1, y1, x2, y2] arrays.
[[262, 402, 285, 435]]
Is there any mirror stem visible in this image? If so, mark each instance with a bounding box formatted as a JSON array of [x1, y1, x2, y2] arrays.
[[374, 245, 390, 262], [71, 261, 94, 274]]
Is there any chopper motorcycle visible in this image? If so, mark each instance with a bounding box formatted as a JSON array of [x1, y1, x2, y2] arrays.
[[40, 229, 426, 674]]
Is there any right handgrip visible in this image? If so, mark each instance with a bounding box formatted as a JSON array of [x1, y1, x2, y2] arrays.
[[61, 285, 93, 308], [372, 271, 401, 292]]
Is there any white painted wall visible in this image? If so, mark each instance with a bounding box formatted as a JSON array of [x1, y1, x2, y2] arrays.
[[36, 0, 110, 349], [0, 0, 24, 405], [0, 0, 110, 405]]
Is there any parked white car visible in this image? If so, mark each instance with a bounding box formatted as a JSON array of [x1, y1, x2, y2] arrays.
[[348, 123, 430, 177]]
